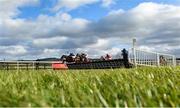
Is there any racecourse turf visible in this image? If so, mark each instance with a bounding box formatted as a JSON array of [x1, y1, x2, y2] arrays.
[[0, 67, 179, 107]]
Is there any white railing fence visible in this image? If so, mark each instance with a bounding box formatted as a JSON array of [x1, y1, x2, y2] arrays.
[[129, 48, 176, 67], [0, 61, 61, 71]]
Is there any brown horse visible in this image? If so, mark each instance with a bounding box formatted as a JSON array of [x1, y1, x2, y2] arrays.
[[74, 53, 89, 63], [60, 54, 75, 63], [80, 53, 89, 63], [74, 53, 81, 63]]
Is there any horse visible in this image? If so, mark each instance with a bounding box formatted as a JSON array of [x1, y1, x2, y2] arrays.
[[80, 53, 89, 63], [74, 53, 89, 63], [74, 53, 81, 63], [61, 53, 89, 63], [60, 54, 75, 63]]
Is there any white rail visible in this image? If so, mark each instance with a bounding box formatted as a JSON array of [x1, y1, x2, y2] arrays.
[[0, 61, 62, 63], [0, 61, 62, 71], [129, 48, 176, 67]]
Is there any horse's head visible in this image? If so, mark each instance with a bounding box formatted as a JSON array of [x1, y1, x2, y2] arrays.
[[60, 55, 67, 60]]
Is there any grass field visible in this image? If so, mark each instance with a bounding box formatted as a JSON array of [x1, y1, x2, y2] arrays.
[[0, 67, 179, 107]]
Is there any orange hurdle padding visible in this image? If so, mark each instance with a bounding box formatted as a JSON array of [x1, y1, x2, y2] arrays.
[[52, 62, 68, 70]]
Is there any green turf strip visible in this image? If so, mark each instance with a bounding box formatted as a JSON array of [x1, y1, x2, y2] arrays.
[[0, 67, 179, 107]]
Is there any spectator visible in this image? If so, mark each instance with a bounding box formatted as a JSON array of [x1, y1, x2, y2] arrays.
[[122, 48, 129, 68]]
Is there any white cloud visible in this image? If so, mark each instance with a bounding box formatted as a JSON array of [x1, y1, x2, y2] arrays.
[[52, 0, 99, 11], [0, 0, 39, 18], [108, 9, 124, 15], [43, 49, 61, 56], [52, 0, 116, 11], [33, 36, 67, 48], [102, 0, 115, 7], [88, 39, 109, 49], [0, 45, 27, 56], [1, 12, 90, 38], [138, 46, 156, 52]]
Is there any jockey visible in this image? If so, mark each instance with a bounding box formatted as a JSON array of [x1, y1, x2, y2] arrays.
[[100, 56, 105, 61], [69, 53, 75, 59], [105, 54, 112, 60], [75, 53, 81, 63], [81, 53, 89, 63]]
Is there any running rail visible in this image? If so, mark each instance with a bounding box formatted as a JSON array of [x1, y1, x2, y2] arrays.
[[0, 61, 62, 70]]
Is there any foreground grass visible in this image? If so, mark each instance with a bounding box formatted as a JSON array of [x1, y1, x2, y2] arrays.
[[0, 67, 179, 107]]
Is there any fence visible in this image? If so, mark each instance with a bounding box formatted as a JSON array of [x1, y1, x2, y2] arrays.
[[129, 48, 176, 67], [67, 59, 132, 69], [177, 60, 180, 66], [0, 61, 59, 71]]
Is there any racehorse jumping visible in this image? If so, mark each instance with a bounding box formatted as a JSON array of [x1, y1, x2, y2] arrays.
[[60, 53, 89, 63]]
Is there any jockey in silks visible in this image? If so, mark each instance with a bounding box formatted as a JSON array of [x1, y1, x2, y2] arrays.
[[105, 54, 112, 60]]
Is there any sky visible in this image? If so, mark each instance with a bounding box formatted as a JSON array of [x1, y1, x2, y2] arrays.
[[0, 0, 180, 60]]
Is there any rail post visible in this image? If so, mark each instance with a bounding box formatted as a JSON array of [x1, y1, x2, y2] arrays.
[[33, 62, 35, 71], [173, 55, 176, 67], [133, 38, 137, 67], [7, 63, 9, 71], [157, 53, 160, 67], [17, 61, 19, 71], [26, 63, 28, 70]]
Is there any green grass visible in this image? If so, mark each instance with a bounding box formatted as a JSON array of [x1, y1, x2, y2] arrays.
[[0, 67, 179, 107]]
